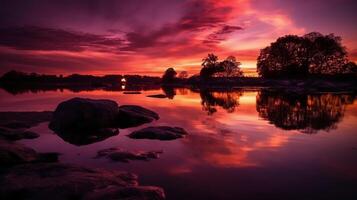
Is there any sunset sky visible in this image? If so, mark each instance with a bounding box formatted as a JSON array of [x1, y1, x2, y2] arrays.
[[0, 0, 356, 76]]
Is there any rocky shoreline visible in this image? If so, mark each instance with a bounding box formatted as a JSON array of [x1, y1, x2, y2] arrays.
[[0, 97, 190, 199]]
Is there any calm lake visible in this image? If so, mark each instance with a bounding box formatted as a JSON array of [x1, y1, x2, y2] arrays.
[[1, 87, 357, 200]]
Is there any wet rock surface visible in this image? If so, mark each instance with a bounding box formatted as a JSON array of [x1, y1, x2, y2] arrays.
[[0, 140, 58, 166], [147, 94, 167, 98], [49, 97, 119, 132], [0, 163, 165, 200], [0, 127, 40, 141], [0, 111, 53, 129], [96, 147, 163, 162], [128, 126, 188, 140], [84, 185, 165, 200], [117, 105, 159, 128], [123, 91, 142, 94], [49, 98, 159, 141], [56, 128, 119, 146]]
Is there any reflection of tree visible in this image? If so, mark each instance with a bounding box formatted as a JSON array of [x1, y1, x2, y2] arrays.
[[161, 85, 176, 99], [200, 90, 242, 115], [256, 90, 355, 133]]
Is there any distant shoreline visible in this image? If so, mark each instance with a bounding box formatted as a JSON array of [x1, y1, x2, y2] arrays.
[[1, 71, 356, 94]]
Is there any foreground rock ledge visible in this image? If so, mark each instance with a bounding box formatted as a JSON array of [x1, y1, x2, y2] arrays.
[[128, 126, 188, 140], [0, 139, 58, 166], [0, 163, 165, 200]]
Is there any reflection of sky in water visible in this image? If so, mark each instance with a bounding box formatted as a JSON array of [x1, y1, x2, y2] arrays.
[[1, 88, 357, 199]]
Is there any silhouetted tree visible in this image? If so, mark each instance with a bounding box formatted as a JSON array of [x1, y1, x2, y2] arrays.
[[200, 54, 243, 79], [178, 71, 189, 79], [257, 32, 353, 78], [218, 56, 243, 77], [162, 67, 177, 83], [342, 62, 357, 75], [200, 53, 223, 79]]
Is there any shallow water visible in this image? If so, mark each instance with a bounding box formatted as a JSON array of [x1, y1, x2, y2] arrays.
[[1, 87, 357, 200]]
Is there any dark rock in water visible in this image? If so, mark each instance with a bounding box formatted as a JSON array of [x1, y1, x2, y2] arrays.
[[0, 111, 53, 129], [1, 121, 31, 129], [0, 127, 40, 141], [128, 126, 188, 140], [117, 105, 159, 128], [49, 97, 119, 132], [22, 131, 40, 139], [147, 94, 167, 98], [84, 185, 165, 200], [123, 91, 142, 94], [0, 163, 165, 200], [96, 147, 162, 162], [56, 128, 119, 146], [0, 140, 59, 166]]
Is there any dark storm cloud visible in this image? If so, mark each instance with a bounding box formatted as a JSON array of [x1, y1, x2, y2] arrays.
[[121, 0, 235, 51], [0, 26, 123, 52], [204, 25, 243, 44]]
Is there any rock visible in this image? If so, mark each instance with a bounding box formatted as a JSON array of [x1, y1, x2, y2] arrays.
[[117, 105, 159, 128], [1, 121, 31, 129], [123, 91, 142, 94], [0, 140, 59, 166], [84, 185, 165, 200], [147, 94, 167, 98], [0, 111, 53, 129], [0, 127, 40, 141], [56, 128, 119, 146], [96, 147, 162, 162], [22, 131, 40, 139], [49, 97, 119, 132], [128, 126, 188, 140], [0, 163, 165, 200]]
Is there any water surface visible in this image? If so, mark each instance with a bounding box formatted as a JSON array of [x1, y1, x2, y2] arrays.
[[1, 87, 356, 200]]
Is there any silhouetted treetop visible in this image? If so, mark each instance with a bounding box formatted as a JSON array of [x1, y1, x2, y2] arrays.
[[200, 54, 243, 79], [162, 67, 177, 83], [257, 32, 356, 78]]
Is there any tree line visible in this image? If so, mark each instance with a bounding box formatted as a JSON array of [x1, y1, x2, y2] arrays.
[[162, 32, 357, 82]]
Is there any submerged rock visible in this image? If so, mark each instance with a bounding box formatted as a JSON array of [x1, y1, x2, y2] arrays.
[[147, 94, 167, 98], [0, 140, 59, 166], [123, 91, 142, 94], [84, 185, 165, 200], [0, 127, 40, 141], [128, 126, 188, 140], [96, 147, 162, 162], [117, 105, 159, 128], [0, 163, 165, 200], [56, 128, 119, 146], [49, 97, 119, 132], [0, 111, 53, 129]]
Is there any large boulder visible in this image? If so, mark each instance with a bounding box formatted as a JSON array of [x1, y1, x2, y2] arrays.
[[0, 140, 58, 166], [0, 163, 165, 200], [117, 105, 159, 128], [128, 126, 188, 140], [49, 98, 119, 132]]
